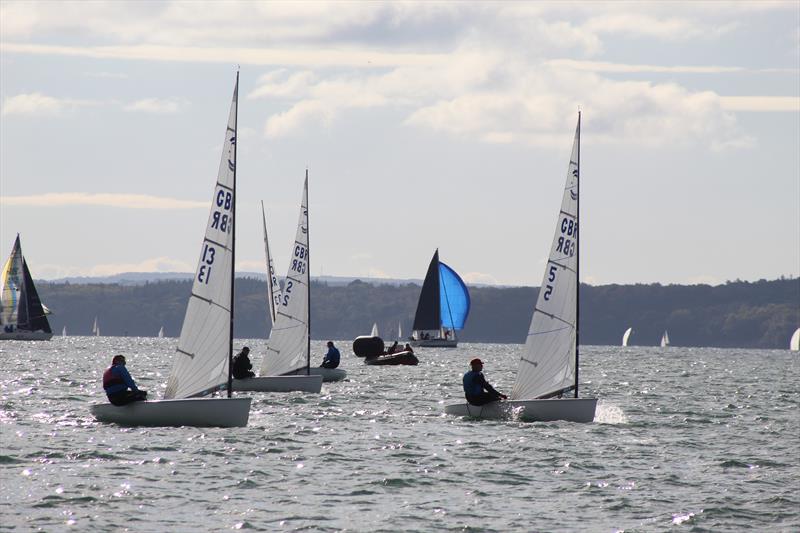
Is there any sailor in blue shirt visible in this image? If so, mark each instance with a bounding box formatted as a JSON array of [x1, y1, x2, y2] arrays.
[[103, 355, 147, 406], [463, 358, 507, 406], [321, 341, 341, 368]]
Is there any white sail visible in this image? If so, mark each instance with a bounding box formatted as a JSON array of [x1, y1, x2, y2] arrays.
[[398, 321, 402, 340], [92, 317, 100, 336], [511, 118, 580, 401], [791, 328, 800, 351], [660, 330, 670, 348], [62, 326, 67, 337], [261, 200, 282, 324], [371, 322, 379, 337], [0, 240, 23, 327], [165, 77, 238, 400], [622, 327, 633, 347], [260, 176, 310, 377], [158, 326, 164, 338]]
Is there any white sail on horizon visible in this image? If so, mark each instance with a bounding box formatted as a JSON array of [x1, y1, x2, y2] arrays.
[[512, 116, 580, 400], [260, 176, 310, 377], [158, 326, 164, 338], [92, 316, 100, 336], [660, 330, 670, 348], [371, 322, 379, 337], [622, 327, 633, 347], [165, 75, 238, 400], [791, 328, 800, 351]]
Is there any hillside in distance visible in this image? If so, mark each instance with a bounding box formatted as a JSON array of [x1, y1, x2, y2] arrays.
[[36, 277, 799, 349]]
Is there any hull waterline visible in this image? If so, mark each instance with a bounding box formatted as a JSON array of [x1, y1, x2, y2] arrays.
[[444, 398, 597, 423]]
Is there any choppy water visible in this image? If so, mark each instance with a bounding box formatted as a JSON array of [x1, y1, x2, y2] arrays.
[[0, 338, 798, 532]]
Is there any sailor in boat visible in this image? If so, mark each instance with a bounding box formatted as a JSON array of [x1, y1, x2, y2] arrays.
[[232, 347, 256, 379], [462, 358, 507, 406], [103, 355, 147, 406], [403, 343, 414, 354], [321, 341, 341, 369], [386, 340, 399, 354]]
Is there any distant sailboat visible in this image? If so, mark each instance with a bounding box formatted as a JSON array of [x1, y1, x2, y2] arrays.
[[92, 317, 100, 336], [660, 330, 670, 348], [410, 249, 470, 348], [90, 72, 251, 427], [261, 200, 282, 325], [445, 113, 596, 422], [371, 322, 379, 337], [158, 326, 164, 338], [62, 326, 67, 337], [397, 321, 403, 340], [790, 328, 800, 351], [622, 327, 633, 347], [0, 235, 53, 341]]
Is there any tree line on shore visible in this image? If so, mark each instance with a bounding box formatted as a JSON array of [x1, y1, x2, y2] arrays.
[[36, 277, 799, 349]]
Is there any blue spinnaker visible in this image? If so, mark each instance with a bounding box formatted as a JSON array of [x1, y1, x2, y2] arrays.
[[438, 262, 470, 330]]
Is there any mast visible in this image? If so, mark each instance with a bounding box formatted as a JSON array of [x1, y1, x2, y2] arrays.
[[227, 70, 239, 399], [574, 110, 581, 399], [305, 169, 311, 375]]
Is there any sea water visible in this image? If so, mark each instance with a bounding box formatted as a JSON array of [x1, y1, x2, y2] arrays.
[[0, 338, 798, 532]]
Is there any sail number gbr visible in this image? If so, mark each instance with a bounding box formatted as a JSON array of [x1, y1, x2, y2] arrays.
[[291, 244, 308, 275], [197, 189, 233, 285], [543, 216, 577, 301]]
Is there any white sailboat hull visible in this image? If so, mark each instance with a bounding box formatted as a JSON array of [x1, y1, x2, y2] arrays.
[[444, 398, 597, 423], [232, 375, 322, 393], [0, 331, 53, 341], [90, 397, 252, 427], [410, 338, 457, 348], [284, 366, 347, 382]]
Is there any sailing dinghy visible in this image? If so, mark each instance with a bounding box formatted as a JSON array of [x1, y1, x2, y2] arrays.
[[233, 175, 326, 392], [445, 113, 596, 423], [660, 330, 670, 348], [791, 328, 800, 351], [622, 327, 633, 347], [90, 74, 251, 427], [0, 235, 53, 341], [409, 250, 470, 348]]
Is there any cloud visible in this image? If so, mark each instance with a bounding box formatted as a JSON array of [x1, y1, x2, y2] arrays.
[[720, 96, 800, 112], [462, 271, 500, 285], [123, 97, 187, 113], [545, 58, 745, 74], [0, 193, 208, 209], [1, 92, 90, 116]]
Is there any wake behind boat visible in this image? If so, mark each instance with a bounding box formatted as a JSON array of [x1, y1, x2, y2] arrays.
[[445, 113, 596, 423], [0, 235, 53, 341], [89, 73, 251, 427]]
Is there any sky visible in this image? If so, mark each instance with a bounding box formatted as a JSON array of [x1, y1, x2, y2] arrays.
[[1, 1, 798, 287]]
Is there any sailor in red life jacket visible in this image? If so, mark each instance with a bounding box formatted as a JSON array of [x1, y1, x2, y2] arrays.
[[103, 355, 147, 406]]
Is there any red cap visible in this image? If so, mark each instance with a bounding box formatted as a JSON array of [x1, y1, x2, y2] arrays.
[[470, 358, 483, 367]]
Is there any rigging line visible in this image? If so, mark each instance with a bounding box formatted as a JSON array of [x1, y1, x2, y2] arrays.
[[527, 324, 572, 337], [532, 308, 573, 327]]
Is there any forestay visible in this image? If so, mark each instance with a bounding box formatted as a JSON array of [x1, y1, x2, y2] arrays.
[[439, 262, 470, 330], [512, 120, 580, 401], [164, 79, 238, 400], [261, 200, 282, 324], [260, 177, 310, 377]]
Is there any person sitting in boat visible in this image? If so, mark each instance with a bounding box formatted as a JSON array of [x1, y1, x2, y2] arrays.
[[232, 346, 256, 379], [404, 343, 414, 354], [321, 341, 340, 368], [462, 358, 507, 406], [103, 355, 147, 406], [386, 340, 399, 354]]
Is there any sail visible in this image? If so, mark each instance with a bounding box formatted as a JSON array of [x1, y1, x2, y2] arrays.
[[412, 250, 441, 331], [438, 262, 470, 330], [622, 327, 633, 347], [92, 317, 100, 336], [62, 326, 66, 337], [158, 326, 164, 338], [0, 236, 24, 329], [371, 322, 379, 337], [260, 176, 310, 377], [512, 117, 580, 400], [165, 76, 238, 400], [660, 331, 670, 348], [261, 200, 282, 323], [17, 258, 52, 334], [791, 328, 800, 351], [398, 321, 402, 339]]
